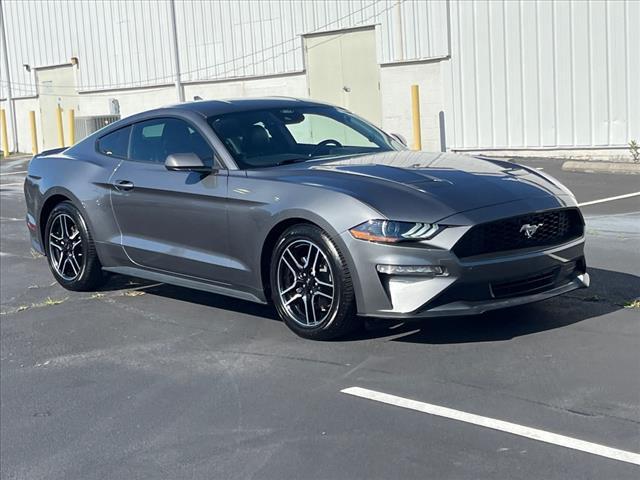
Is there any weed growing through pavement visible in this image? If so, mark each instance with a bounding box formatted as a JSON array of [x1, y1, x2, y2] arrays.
[[624, 299, 640, 309], [123, 290, 146, 297], [42, 297, 67, 306], [629, 140, 640, 162]]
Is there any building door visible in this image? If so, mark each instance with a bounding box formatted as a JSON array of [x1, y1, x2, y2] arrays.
[[36, 65, 77, 150], [304, 26, 382, 126]]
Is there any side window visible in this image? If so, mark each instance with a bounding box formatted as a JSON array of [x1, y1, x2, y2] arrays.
[[97, 126, 131, 158], [129, 117, 215, 165]]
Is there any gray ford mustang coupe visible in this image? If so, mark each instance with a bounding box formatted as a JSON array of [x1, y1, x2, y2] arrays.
[[24, 98, 589, 339]]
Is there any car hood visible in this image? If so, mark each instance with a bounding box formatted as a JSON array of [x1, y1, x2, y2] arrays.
[[248, 151, 576, 222]]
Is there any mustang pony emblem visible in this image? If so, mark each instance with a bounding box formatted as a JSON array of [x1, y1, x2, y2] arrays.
[[520, 223, 544, 238]]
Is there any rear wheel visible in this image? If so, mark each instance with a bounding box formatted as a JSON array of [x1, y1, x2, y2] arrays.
[[45, 201, 107, 291], [270, 224, 359, 340]]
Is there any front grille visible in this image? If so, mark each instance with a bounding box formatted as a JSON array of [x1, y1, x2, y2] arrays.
[[452, 208, 583, 258], [490, 268, 559, 299], [419, 256, 586, 312]]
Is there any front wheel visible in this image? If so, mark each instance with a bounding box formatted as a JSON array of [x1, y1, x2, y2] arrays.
[[270, 224, 359, 340]]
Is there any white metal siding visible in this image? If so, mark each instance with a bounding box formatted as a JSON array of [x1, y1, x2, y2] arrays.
[[1, 0, 449, 97], [446, 0, 640, 149], [3, 0, 638, 152]]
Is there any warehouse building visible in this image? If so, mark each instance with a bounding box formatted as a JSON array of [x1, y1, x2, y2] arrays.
[[1, 0, 638, 158]]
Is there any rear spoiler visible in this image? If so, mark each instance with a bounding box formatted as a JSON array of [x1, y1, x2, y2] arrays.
[[36, 147, 68, 158]]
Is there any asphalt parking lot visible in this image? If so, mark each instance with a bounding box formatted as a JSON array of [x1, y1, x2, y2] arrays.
[[1, 155, 638, 479]]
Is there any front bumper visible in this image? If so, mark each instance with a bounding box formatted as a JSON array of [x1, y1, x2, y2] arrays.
[[397, 271, 589, 318], [341, 230, 588, 319]]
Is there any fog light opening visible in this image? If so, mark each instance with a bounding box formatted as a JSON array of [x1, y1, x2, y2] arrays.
[[376, 264, 448, 276]]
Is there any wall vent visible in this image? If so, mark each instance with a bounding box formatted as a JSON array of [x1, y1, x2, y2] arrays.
[[74, 115, 121, 141]]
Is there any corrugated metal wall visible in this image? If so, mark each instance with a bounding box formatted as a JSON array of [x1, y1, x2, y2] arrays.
[[1, 0, 448, 97], [446, 0, 640, 149], [2, 0, 638, 150]]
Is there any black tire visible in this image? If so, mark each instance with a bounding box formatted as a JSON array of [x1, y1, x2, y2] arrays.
[[44, 201, 107, 291], [270, 224, 359, 340]]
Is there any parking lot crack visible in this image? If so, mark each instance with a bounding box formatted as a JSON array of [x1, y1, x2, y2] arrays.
[[433, 377, 639, 426], [219, 350, 349, 368]]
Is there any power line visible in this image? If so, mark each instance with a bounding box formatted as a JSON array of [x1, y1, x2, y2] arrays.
[[0, 0, 393, 94]]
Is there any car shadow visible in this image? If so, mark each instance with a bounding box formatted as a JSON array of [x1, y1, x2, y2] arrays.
[[101, 267, 637, 343], [115, 281, 278, 320], [345, 267, 638, 344], [97, 275, 157, 292]]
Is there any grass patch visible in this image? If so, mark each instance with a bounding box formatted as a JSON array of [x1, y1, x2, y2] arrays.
[[624, 299, 640, 309], [1, 296, 68, 315], [41, 297, 67, 306], [123, 290, 145, 297]]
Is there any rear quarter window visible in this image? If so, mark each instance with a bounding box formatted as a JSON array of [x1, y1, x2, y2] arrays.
[[97, 126, 131, 158]]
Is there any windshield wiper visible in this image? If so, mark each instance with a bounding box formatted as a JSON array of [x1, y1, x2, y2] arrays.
[[275, 152, 362, 167], [275, 157, 311, 166]]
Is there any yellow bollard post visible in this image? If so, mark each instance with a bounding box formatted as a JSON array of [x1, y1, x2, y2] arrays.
[[67, 109, 75, 145], [1, 109, 9, 157], [411, 84, 422, 151], [29, 111, 38, 155], [56, 105, 65, 147]]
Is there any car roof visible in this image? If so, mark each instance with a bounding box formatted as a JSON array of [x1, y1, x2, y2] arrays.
[[68, 97, 338, 158], [164, 97, 333, 117]]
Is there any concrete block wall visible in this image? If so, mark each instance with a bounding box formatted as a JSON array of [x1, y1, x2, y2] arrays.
[[1, 97, 39, 155], [379, 60, 445, 152], [1, 74, 311, 153], [184, 74, 308, 105], [6, 68, 435, 153]]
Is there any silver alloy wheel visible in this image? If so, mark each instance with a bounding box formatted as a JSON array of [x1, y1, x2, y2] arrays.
[[48, 213, 84, 281], [277, 239, 335, 327]]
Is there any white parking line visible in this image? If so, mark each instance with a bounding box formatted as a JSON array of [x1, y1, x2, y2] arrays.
[[341, 387, 640, 466], [0, 183, 24, 187], [578, 192, 640, 207], [0, 170, 27, 176]]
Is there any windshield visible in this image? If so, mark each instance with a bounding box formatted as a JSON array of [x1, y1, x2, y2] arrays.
[[207, 106, 404, 169]]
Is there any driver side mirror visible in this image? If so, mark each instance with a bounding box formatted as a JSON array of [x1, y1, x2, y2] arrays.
[[390, 133, 408, 147], [165, 153, 211, 173]]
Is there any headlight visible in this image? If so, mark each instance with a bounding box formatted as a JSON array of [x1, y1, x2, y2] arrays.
[[349, 220, 441, 243]]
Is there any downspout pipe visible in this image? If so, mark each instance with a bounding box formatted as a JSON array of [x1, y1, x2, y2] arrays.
[[0, 2, 18, 153], [168, 0, 185, 103]]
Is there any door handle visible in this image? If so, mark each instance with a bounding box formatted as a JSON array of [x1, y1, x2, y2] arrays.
[[113, 180, 134, 191]]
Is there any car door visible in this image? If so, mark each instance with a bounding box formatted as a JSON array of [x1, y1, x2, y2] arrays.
[[110, 116, 233, 283]]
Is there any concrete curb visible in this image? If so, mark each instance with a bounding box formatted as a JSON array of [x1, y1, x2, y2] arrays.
[[0, 154, 33, 161], [562, 160, 640, 175]]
